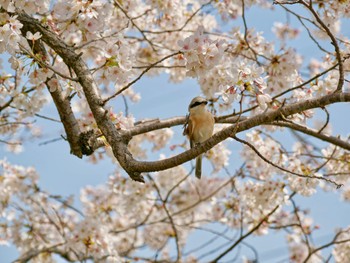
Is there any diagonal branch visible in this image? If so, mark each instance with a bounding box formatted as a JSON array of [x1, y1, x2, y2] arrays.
[[209, 205, 280, 263], [271, 121, 350, 151], [274, 0, 344, 92], [273, 63, 338, 100], [142, 0, 214, 34], [14, 242, 66, 263], [303, 233, 350, 263], [16, 12, 143, 181], [15, 12, 350, 182], [0, 97, 14, 112], [103, 51, 181, 105], [114, 0, 156, 51], [300, 1, 344, 92], [232, 135, 341, 188], [20, 21, 83, 157], [118, 92, 350, 175]]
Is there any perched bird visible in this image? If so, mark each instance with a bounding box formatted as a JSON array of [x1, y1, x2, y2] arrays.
[[183, 96, 215, 179]]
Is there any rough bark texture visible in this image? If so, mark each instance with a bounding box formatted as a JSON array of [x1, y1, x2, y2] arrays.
[[20, 20, 83, 157], [16, 12, 350, 181]]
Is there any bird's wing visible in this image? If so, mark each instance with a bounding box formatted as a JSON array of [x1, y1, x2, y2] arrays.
[[182, 114, 190, 136], [187, 117, 195, 148], [183, 114, 195, 147]]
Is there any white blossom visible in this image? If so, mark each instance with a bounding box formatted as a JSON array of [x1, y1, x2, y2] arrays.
[[25, 31, 42, 41]]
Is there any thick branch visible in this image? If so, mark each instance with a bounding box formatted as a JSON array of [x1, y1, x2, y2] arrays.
[[127, 116, 244, 137], [121, 92, 350, 174], [16, 12, 143, 181], [20, 20, 83, 157], [272, 121, 350, 151], [49, 82, 83, 157], [0, 97, 14, 112], [16, 12, 350, 181]]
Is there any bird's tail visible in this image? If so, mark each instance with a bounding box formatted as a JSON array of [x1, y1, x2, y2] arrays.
[[195, 154, 202, 179]]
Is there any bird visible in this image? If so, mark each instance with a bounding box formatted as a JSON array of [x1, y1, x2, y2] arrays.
[[183, 96, 215, 179]]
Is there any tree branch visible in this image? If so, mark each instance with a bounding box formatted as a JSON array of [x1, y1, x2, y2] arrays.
[[16, 11, 143, 181], [147, 175, 182, 262], [300, 1, 344, 92], [210, 205, 280, 263], [271, 121, 350, 151], [103, 51, 181, 105], [20, 20, 83, 157], [15, 12, 350, 182], [232, 135, 341, 188], [274, 0, 345, 92], [113, 0, 156, 51], [119, 92, 350, 175], [303, 230, 350, 263], [142, 0, 214, 34], [14, 243, 66, 263]]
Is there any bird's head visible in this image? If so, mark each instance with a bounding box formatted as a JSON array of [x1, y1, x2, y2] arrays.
[[188, 96, 208, 112]]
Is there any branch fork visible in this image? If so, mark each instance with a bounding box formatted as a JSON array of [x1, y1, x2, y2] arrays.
[[13, 11, 350, 184]]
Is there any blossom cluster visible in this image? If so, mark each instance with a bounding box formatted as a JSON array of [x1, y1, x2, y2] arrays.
[[0, 14, 23, 55], [272, 22, 300, 41], [178, 26, 226, 78], [333, 229, 350, 262], [241, 130, 287, 180], [0, 159, 230, 261], [238, 180, 287, 234], [214, 0, 271, 21], [0, 0, 350, 261]]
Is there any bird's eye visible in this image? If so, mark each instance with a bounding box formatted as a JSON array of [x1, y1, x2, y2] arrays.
[[190, 101, 202, 108], [190, 101, 207, 108]]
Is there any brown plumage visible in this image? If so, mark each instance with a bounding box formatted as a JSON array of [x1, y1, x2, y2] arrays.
[[183, 96, 215, 178]]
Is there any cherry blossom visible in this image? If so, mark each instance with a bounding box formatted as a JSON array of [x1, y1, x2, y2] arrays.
[[256, 93, 272, 110], [25, 31, 42, 41], [272, 22, 300, 41], [178, 26, 226, 78], [0, 0, 349, 262], [333, 228, 350, 262]]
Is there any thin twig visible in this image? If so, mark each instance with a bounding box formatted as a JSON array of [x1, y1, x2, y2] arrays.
[[300, 1, 344, 92], [13, 242, 66, 263], [142, 1, 214, 34], [241, 0, 259, 63], [273, 63, 338, 100], [103, 51, 181, 104], [290, 196, 312, 254], [38, 137, 64, 146], [147, 174, 182, 262], [233, 135, 342, 188], [318, 107, 330, 134], [20, 44, 79, 82], [114, 0, 156, 51], [274, 0, 344, 91], [0, 139, 21, 145], [210, 205, 280, 262], [303, 232, 350, 263]]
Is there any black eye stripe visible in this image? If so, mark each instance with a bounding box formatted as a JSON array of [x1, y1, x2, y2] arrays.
[[190, 101, 207, 108]]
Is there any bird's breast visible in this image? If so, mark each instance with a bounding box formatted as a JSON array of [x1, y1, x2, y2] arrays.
[[190, 112, 214, 143]]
